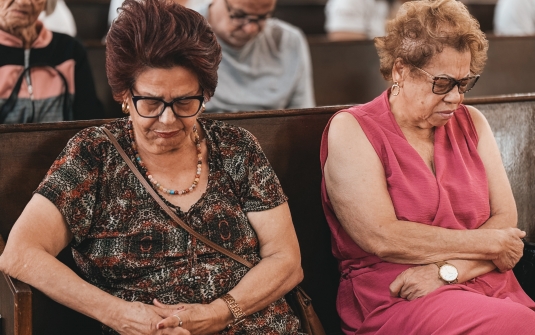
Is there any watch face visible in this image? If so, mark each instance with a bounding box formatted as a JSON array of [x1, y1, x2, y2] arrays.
[[439, 264, 458, 282]]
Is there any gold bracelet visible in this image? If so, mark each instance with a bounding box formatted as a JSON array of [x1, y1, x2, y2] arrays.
[[220, 293, 246, 327]]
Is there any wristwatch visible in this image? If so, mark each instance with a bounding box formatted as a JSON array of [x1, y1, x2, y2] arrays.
[[435, 261, 458, 284]]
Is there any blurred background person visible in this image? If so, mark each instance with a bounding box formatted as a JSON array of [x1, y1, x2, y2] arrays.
[[325, 0, 410, 40], [39, 0, 77, 37], [193, 0, 315, 113], [494, 0, 535, 36], [0, 0, 104, 123]]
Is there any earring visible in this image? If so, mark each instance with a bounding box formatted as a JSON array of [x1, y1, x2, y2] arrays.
[[391, 82, 400, 96], [121, 101, 130, 114]]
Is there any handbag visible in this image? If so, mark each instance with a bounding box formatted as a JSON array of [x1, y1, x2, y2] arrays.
[[0, 63, 71, 123], [513, 239, 535, 301], [102, 127, 326, 335]]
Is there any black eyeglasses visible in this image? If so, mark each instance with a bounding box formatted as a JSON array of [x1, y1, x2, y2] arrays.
[[130, 88, 204, 118], [413, 66, 480, 95], [223, 0, 273, 28]]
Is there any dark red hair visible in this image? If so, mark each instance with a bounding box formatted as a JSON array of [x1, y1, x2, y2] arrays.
[[106, 0, 222, 101]]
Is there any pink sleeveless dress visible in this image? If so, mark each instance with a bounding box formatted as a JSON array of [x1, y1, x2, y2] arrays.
[[320, 90, 535, 334]]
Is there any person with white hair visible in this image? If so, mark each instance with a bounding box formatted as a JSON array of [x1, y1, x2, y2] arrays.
[[0, 0, 104, 123], [494, 0, 535, 36], [325, 0, 411, 40], [39, 0, 77, 37]]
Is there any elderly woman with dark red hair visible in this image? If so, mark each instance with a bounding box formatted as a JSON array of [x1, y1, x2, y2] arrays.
[[0, 0, 304, 334]]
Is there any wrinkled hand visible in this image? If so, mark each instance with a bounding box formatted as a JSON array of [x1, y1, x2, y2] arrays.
[[109, 301, 191, 335], [152, 299, 226, 334], [492, 228, 525, 272], [389, 265, 444, 301]]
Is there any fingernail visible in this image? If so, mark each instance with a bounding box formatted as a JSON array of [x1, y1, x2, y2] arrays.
[[157, 323, 163, 330], [177, 306, 184, 310]]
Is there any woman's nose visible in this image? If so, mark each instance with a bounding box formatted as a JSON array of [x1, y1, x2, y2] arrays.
[[444, 86, 463, 105], [158, 106, 177, 124]]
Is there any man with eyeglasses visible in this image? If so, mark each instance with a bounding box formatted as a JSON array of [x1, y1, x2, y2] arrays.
[[192, 0, 315, 113]]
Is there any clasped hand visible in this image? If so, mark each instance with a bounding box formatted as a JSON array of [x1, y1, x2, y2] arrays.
[[493, 228, 525, 272], [389, 264, 445, 301], [112, 299, 221, 335]]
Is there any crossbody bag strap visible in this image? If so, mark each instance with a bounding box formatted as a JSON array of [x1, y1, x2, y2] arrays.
[[0, 63, 72, 123], [102, 126, 253, 269]]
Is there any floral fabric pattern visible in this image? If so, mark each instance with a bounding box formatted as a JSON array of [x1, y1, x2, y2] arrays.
[[36, 117, 301, 334]]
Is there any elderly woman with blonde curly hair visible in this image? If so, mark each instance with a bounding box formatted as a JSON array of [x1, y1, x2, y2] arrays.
[[320, 0, 535, 333]]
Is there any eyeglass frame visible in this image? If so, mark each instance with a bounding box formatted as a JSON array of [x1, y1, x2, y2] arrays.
[[129, 87, 205, 118], [223, 0, 273, 28], [412, 65, 480, 95]]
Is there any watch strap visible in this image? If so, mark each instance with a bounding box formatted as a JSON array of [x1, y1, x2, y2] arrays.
[[220, 293, 246, 327]]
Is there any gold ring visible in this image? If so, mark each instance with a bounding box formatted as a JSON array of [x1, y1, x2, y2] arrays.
[[172, 314, 183, 327]]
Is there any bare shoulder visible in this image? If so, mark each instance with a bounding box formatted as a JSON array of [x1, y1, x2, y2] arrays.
[[465, 105, 491, 137], [327, 111, 367, 146], [325, 111, 383, 182], [466, 105, 493, 142]]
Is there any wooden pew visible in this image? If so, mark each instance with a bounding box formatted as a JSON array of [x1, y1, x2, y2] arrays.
[[309, 35, 535, 106], [85, 35, 535, 117], [1, 94, 535, 335]]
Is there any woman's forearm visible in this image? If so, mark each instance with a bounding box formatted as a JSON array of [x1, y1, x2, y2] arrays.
[[364, 219, 523, 265], [447, 259, 496, 283], [0, 246, 124, 327], [439, 212, 517, 281], [220, 254, 303, 316]]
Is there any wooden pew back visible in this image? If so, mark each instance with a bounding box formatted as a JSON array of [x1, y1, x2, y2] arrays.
[[86, 36, 535, 117], [1, 95, 535, 334], [309, 36, 535, 106]]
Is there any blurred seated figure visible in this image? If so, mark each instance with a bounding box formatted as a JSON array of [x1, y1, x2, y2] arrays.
[[325, 0, 409, 40], [494, 0, 535, 36], [192, 0, 315, 113], [39, 0, 77, 37], [0, 0, 104, 123]]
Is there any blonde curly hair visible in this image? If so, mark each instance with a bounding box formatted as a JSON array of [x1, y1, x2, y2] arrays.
[[374, 0, 488, 81]]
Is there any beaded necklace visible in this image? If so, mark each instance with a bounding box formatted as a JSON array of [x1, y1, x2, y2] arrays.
[[128, 121, 202, 195]]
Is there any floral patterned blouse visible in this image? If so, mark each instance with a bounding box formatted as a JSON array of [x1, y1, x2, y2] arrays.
[[36, 117, 302, 334]]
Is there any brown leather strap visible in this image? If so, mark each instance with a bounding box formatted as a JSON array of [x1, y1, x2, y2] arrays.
[[102, 126, 253, 269]]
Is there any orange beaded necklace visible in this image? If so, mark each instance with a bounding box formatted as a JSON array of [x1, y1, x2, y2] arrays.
[[128, 121, 202, 195]]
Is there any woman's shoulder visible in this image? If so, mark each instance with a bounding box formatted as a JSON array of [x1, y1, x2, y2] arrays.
[[63, 118, 129, 156], [458, 104, 490, 142], [200, 117, 260, 150]]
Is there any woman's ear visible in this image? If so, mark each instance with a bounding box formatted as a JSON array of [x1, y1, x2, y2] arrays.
[[391, 58, 407, 86], [117, 90, 129, 103]]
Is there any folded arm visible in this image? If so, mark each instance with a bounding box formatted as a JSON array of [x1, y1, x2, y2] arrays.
[[324, 111, 524, 267]]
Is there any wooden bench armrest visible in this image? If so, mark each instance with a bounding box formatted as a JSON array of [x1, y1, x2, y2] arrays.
[[0, 235, 32, 335]]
